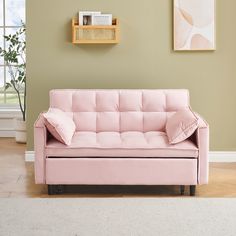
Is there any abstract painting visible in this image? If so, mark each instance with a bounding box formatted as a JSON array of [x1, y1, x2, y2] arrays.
[[174, 0, 215, 51]]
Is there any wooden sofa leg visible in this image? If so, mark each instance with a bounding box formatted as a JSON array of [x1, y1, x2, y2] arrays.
[[48, 185, 64, 195], [48, 185, 54, 195], [190, 185, 196, 196], [180, 185, 185, 195]]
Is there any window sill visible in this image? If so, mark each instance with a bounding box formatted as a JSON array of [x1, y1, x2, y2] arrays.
[[0, 107, 21, 118]]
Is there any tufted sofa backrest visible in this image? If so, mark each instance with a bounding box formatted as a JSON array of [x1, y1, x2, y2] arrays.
[[49, 89, 190, 132]]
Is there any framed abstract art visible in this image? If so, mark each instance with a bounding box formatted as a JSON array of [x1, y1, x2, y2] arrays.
[[174, 0, 216, 51]]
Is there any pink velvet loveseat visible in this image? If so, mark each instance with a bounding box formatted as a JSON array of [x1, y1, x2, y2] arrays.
[[34, 89, 209, 195]]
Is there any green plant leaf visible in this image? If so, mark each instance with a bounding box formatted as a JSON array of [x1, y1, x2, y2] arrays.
[[5, 83, 12, 90]]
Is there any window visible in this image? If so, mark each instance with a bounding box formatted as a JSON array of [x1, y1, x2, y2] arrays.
[[0, 0, 25, 106]]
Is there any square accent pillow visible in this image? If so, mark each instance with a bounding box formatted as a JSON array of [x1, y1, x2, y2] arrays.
[[166, 107, 199, 144], [43, 108, 76, 145]]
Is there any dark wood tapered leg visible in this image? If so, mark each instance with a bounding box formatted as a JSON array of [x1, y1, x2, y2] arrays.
[[48, 185, 54, 195], [48, 185, 64, 195], [190, 185, 196, 196], [180, 185, 185, 195]]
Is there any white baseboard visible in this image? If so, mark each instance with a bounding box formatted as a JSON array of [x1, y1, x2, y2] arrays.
[[0, 130, 15, 137], [25, 151, 236, 163], [25, 151, 35, 162], [209, 152, 236, 162]]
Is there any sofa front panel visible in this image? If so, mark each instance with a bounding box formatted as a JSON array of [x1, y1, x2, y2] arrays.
[[50, 89, 189, 132], [46, 158, 198, 185]]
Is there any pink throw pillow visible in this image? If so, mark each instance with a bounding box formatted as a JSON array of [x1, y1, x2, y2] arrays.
[[43, 108, 76, 145], [166, 107, 199, 144]]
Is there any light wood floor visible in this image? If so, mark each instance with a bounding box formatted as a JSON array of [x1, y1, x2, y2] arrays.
[[0, 138, 236, 198]]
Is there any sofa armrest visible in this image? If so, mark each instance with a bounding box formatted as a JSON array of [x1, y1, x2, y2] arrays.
[[194, 113, 209, 184], [34, 112, 47, 184]]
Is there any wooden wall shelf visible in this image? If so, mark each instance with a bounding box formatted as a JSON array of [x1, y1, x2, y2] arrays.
[[72, 17, 120, 44]]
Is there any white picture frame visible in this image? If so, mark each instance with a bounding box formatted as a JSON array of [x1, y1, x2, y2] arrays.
[[92, 14, 112, 26], [78, 11, 101, 26], [173, 0, 216, 51]]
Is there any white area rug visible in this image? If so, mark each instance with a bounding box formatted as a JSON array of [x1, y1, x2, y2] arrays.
[[0, 198, 236, 236]]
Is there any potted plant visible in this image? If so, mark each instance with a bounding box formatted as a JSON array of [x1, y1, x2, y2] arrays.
[[0, 24, 26, 143]]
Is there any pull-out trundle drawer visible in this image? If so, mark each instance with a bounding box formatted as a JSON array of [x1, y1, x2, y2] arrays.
[[46, 158, 198, 185]]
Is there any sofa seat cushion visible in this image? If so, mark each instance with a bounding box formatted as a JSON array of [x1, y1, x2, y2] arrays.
[[46, 131, 198, 158]]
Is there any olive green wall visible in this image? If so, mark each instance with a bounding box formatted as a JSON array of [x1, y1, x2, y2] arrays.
[[26, 0, 236, 151]]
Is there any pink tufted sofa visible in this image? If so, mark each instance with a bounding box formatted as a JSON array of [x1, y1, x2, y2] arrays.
[[34, 89, 209, 195]]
